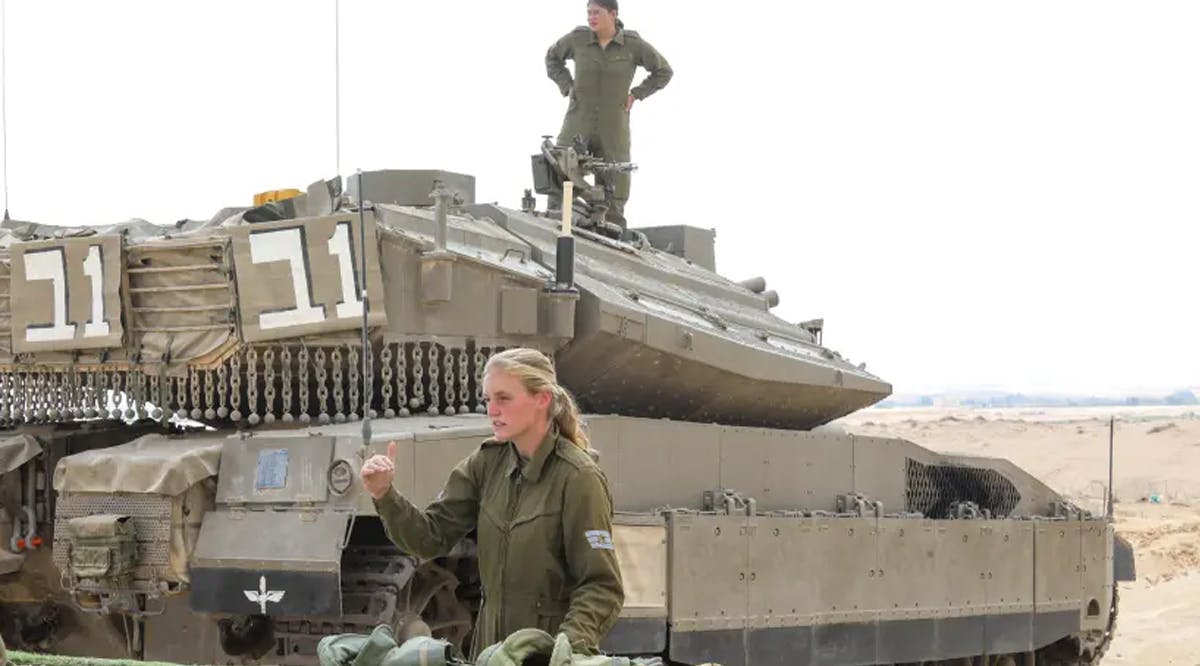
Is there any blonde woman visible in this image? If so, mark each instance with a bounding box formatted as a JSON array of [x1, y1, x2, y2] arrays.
[[360, 348, 624, 657]]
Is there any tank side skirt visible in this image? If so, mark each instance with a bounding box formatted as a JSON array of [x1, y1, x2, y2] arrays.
[[662, 512, 1098, 666]]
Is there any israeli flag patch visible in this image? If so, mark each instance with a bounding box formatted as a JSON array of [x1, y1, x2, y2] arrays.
[[585, 529, 614, 550]]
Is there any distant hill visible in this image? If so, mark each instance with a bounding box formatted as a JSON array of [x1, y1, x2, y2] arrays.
[[878, 388, 1198, 409]]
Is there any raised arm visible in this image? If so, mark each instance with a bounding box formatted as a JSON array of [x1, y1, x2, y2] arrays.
[[366, 442, 480, 560]]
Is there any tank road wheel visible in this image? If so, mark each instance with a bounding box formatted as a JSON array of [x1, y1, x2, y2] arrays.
[[0, 602, 68, 653], [347, 547, 478, 651], [393, 561, 475, 650], [237, 545, 478, 665], [217, 614, 275, 660]]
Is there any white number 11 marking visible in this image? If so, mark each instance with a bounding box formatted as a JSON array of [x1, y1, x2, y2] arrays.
[[249, 222, 363, 330], [24, 244, 111, 342]]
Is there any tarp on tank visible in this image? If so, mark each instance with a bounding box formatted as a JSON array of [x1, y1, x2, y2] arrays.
[[0, 433, 42, 475], [52, 433, 222, 495]]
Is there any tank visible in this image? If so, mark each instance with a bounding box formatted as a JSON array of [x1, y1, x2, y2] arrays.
[[0, 140, 1131, 666]]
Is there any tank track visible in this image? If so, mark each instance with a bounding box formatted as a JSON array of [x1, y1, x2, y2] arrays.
[[254, 556, 1116, 666], [224, 544, 479, 666], [897, 587, 1120, 666]]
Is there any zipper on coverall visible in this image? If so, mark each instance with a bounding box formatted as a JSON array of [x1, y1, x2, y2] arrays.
[[500, 472, 523, 639]]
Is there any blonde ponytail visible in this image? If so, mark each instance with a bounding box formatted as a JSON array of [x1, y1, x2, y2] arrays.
[[483, 348, 589, 450], [550, 384, 591, 450]]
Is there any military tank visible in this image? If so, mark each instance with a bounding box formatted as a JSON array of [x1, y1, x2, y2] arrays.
[[0, 139, 1132, 666]]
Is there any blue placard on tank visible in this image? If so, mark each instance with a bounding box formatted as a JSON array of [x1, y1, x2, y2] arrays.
[[256, 448, 289, 490]]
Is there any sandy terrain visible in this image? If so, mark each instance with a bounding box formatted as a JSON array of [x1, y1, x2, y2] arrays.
[[834, 405, 1200, 665]]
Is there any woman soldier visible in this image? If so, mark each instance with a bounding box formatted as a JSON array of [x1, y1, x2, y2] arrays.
[[359, 348, 624, 657], [545, 0, 673, 228]]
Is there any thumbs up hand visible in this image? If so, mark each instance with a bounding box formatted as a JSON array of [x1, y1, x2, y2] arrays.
[[361, 441, 398, 500]]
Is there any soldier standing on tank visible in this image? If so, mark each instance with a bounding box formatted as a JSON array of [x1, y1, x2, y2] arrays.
[[545, 0, 673, 228], [360, 348, 624, 658]]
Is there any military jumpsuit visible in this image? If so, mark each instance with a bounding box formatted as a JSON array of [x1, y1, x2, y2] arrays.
[[372, 430, 624, 658], [545, 25, 673, 227]]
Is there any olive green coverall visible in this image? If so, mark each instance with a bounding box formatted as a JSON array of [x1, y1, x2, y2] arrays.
[[372, 431, 624, 659], [545, 26, 673, 226]]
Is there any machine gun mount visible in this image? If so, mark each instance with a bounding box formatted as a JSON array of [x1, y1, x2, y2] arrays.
[[530, 136, 638, 239]]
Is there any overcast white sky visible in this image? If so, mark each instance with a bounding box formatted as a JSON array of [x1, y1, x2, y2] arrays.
[[1, 1, 1197, 396]]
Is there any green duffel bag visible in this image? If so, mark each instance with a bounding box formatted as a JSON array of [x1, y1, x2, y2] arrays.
[[317, 624, 459, 666]]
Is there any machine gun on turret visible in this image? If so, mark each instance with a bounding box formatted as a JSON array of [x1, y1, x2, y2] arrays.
[[529, 136, 637, 239]]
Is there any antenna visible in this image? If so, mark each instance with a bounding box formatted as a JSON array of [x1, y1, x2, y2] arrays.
[[357, 169, 371, 450], [334, 0, 341, 178], [2, 0, 10, 220], [1106, 415, 1115, 520]]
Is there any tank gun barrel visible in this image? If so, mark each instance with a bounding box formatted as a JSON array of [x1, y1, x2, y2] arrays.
[[588, 160, 638, 174]]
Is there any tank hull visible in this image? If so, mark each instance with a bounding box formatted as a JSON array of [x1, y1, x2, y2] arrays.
[[6, 414, 1127, 666]]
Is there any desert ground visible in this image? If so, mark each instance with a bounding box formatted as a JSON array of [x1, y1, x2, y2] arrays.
[[834, 405, 1200, 665]]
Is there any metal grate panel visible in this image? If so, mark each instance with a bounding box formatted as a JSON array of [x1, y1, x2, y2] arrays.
[[905, 459, 1021, 518]]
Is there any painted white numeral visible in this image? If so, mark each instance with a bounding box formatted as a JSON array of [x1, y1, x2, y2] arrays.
[[249, 228, 325, 330], [328, 223, 363, 319], [19, 243, 113, 344], [24, 249, 74, 342], [82, 245, 111, 337], [249, 223, 366, 330]]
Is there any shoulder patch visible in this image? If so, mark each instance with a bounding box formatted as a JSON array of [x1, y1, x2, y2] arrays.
[[573, 25, 591, 33], [585, 529, 615, 550]]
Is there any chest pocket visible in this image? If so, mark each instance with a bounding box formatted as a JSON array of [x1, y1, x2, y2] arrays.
[[477, 473, 562, 533], [605, 52, 635, 76], [510, 506, 562, 540], [510, 480, 562, 533], [577, 50, 634, 87]]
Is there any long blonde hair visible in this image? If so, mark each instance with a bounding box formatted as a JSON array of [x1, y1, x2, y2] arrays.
[[483, 348, 590, 450]]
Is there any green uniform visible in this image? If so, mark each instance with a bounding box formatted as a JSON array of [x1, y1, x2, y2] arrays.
[[545, 26, 673, 227], [372, 430, 624, 659]]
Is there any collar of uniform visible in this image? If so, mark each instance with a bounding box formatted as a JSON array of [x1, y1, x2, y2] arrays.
[[588, 27, 625, 46], [503, 428, 558, 483]]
